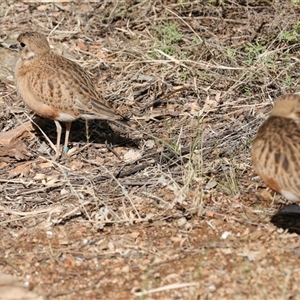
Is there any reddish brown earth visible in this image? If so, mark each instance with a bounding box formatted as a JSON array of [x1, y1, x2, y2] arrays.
[[1, 1, 300, 299]]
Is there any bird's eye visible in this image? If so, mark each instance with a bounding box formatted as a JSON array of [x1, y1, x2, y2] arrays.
[[20, 42, 26, 48]]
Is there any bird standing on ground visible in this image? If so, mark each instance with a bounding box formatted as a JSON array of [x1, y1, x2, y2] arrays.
[[15, 31, 127, 155], [251, 94, 300, 202]]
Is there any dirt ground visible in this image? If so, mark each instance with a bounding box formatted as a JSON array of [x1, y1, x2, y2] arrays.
[[1, 1, 300, 299]]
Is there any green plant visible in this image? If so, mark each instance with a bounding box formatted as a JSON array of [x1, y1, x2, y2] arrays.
[[291, 0, 300, 5], [156, 22, 184, 56], [278, 30, 298, 42], [278, 21, 300, 42], [180, 70, 190, 81], [284, 75, 293, 87], [245, 41, 266, 65], [243, 87, 252, 96], [227, 48, 236, 58]]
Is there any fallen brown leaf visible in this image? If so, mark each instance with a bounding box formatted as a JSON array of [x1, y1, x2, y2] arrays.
[[0, 141, 32, 162], [0, 121, 38, 146], [8, 161, 32, 178]]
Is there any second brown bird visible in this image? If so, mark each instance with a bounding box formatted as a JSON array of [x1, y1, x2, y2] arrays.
[[251, 94, 300, 202]]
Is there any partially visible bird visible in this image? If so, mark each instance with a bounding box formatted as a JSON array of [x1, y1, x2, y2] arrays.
[[15, 31, 127, 155], [251, 94, 300, 202]]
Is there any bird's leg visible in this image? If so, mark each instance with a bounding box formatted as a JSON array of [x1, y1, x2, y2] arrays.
[[54, 120, 62, 156], [63, 122, 72, 153]]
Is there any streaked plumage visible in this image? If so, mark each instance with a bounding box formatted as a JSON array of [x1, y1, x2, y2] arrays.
[[15, 31, 126, 154], [251, 94, 300, 202]]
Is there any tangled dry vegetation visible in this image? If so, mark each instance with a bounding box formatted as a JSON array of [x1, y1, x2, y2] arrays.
[[1, 1, 300, 299]]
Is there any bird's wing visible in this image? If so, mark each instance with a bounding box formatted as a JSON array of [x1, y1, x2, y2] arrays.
[[21, 53, 123, 121]]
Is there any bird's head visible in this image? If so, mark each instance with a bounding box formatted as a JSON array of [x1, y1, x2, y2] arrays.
[[17, 31, 50, 61], [270, 94, 300, 121]]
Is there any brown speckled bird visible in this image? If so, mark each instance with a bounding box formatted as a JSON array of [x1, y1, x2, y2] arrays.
[[15, 31, 127, 154], [251, 94, 300, 202]]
